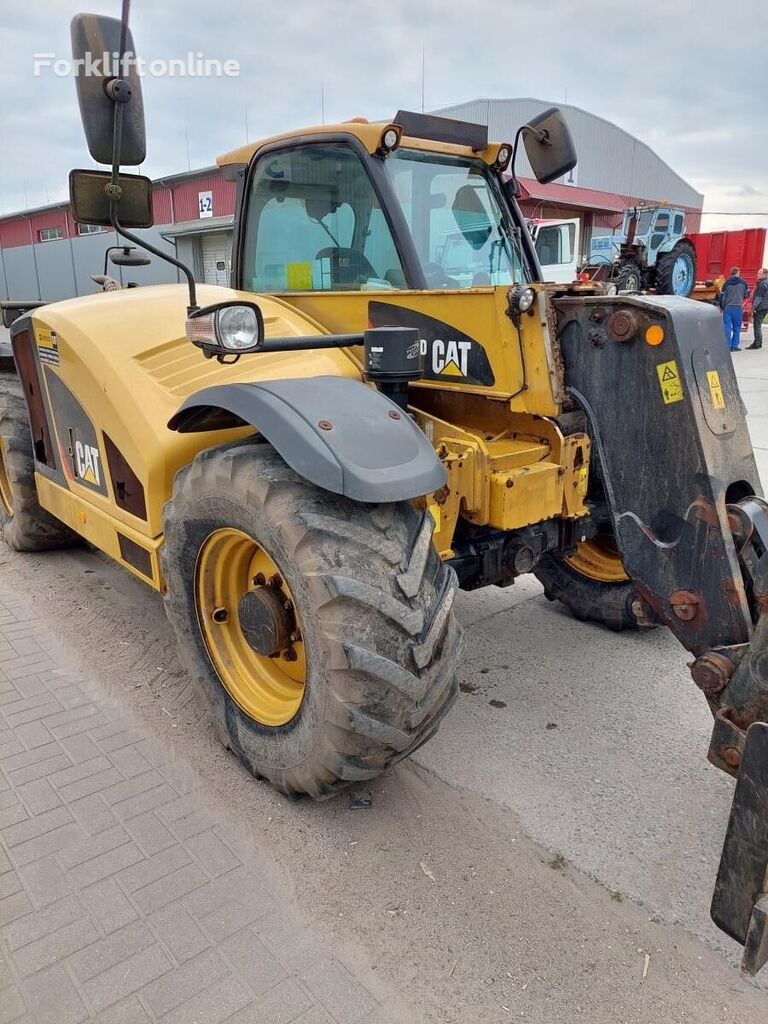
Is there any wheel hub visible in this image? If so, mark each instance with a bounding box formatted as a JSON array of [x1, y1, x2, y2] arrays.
[[237, 586, 295, 657], [565, 535, 628, 583], [195, 527, 307, 727]]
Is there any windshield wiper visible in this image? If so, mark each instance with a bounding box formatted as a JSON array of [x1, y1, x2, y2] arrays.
[[490, 222, 521, 283]]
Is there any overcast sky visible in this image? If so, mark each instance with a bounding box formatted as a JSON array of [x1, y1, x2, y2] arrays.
[[1, 0, 766, 234]]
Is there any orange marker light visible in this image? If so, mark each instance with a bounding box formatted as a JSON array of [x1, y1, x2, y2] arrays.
[[645, 325, 665, 346]]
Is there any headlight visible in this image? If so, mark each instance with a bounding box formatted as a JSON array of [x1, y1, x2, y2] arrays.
[[185, 301, 265, 360], [510, 285, 536, 314], [217, 305, 260, 350], [493, 143, 512, 171], [378, 124, 402, 156], [518, 287, 536, 312]]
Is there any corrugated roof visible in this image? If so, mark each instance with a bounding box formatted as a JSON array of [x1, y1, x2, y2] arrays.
[[516, 178, 627, 212], [431, 98, 704, 210]]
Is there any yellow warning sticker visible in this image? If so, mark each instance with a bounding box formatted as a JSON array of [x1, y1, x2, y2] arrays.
[[286, 262, 313, 290], [35, 326, 60, 366], [656, 359, 684, 404], [706, 369, 725, 410]]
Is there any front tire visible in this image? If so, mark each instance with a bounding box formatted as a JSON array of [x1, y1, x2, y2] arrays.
[[161, 442, 462, 799], [614, 261, 643, 293]]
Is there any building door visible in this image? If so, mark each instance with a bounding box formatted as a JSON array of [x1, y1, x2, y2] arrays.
[[201, 232, 232, 286]]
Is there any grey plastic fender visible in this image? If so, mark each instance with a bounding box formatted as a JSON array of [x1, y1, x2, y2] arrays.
[[168, 375, 447, 503]]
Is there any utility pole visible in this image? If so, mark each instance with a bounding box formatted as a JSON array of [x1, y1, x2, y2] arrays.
[[421, 47, 425, 113]]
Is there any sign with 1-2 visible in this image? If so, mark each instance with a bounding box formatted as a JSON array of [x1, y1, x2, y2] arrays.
[[198, 191, 213, 218]]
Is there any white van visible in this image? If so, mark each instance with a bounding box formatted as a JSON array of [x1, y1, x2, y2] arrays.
[[531, 218, 580, 284]]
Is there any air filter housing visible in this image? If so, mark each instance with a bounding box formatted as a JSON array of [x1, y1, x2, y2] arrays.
[[363, 327, 423, 410]]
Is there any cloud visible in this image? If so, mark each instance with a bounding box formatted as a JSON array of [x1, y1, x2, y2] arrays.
[[726, 184, 762, 198], [1, 0, 767, 236]]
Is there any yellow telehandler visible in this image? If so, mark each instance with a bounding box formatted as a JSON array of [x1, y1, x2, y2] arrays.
[[2, 6, 768, 975]]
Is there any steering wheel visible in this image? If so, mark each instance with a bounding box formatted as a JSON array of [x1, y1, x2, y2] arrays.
[[423, 263, 459, 289]]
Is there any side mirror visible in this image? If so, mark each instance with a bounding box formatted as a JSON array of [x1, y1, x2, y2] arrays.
[[110, 246, 151, 267], [185, 302, 265, 361], [523, 106, 577, 185], [70, 13, 146, 165], [69, 169, 153, 228]]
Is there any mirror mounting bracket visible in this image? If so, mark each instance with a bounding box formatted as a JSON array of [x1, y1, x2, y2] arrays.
[[105, 78, 132, 104], [109, 206, 198, 314]]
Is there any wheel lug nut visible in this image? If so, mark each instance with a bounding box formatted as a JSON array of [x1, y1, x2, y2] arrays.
[[252, 573, 266, 586], [268, 573, 282, 588], [283, 648, 298, 662]]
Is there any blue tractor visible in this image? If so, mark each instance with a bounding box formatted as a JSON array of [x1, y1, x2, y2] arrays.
[[605, 205, 697, 297]]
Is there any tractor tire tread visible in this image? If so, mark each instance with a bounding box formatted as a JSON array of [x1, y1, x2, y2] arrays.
[[161, 441, 462, 799], [534, 553, 641, 631], [656, 239, 696, 297]]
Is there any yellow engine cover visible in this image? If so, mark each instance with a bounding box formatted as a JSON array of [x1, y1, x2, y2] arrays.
[[19, 284, 360, 583]]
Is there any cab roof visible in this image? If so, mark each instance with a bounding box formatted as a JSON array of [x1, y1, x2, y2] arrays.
[[217, 114, 507, 169]]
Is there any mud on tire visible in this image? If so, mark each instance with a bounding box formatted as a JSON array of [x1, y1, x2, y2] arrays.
[[161, 441, 463, 799], [0, 374, 78, 552]]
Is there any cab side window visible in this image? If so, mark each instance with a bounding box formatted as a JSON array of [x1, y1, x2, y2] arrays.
[[241, 143, 405, 292]]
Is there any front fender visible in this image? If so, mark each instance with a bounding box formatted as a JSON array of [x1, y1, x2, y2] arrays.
[[168, 375, 446, 503]]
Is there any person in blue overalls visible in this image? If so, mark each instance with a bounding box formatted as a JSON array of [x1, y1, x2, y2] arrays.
[[719, 266, 750, 352]]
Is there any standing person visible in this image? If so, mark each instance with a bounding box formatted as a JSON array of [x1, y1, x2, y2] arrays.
[[720, 266, 750, 352], [747, 268, 768, 350]]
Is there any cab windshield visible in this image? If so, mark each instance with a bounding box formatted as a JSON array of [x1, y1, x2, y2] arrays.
[[385, 150, 526, 289], [240, 141, 528, 293]]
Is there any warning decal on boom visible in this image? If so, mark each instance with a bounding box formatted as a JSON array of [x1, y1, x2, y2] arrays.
[[707, 369, 726, 410], [656, 359, 684, 405]]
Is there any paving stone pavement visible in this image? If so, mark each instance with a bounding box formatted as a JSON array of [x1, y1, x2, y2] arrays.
[[0, 586, 387, 1024]]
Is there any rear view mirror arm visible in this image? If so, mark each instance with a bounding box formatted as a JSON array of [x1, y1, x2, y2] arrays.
[[107, 1, 130, 192], [109, 208, 198, 313]]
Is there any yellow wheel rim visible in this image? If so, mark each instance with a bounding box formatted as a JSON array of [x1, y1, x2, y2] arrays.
[[195, 528, 306, 727], [565, 535, 628, 584], [0, 440, 13, 517]]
